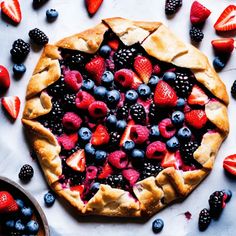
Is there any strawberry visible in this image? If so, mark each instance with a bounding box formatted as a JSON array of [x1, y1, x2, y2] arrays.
[[108, 39, 119, 51], [187, 85, 209, 106], [120, 120, 135, 146], [1, 0, 22, 24], [66, 149, 86, 172], [0, 65, 10, 92], [185, 109, 208, 129], [85, 56, 105, 84], [85, 0, 103, 15], [211, 38, 235, 54], [98, 162, 113, 179], [154, 80, 177, 107], [214, 5, 236, 31], [1, 96, 20, 120], [161, 151, 183, 169], [0, 191, 18, 213], [223, 154, 236, 176], [134, 55, 152, 84], [114, 69, 134, 88], [190, 1, 211, 25], [131, 73, 142, 90], [91, 124, 110, 146], [70, 185, 84, 194]]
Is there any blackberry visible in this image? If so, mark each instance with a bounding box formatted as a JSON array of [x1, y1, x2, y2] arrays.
[[10, 39, 30, 62], [141, 162, 163, 179], [180, 141, 199, 165], [117, 104, 129, 120], [198, 208, 211, 231], [51, 100, 64, 118], [108, 132, 121, 150], [66, 52, 87, 70], [33, 0, 48, 8], [29, 28, 49, 45], [174, 71, 194, 98], [51, 122, 63, 135], [48, 77, 66, 96], [189, 26, 204, 42], [148, 103, 169, 124], [114, 46, 138, 68], [63, 93, 76, 107], [231, 80, 236, 99], [18, 164, 34, 181], [165, 0, 182, 15], [130, 103, 146, 124], [106, 174, 125, 188], [208, 191, 224, 218]]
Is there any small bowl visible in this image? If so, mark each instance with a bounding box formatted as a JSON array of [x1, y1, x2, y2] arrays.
[[0, 176, 50, 236]]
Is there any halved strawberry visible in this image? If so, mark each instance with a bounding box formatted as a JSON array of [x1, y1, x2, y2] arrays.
[[131, 73, 142, 90], [1, 96, 20, 120], [98, 162, 113, 179], [185, 109, 208, 129], [187, 85, 209, 106], [134, 55, 152, 84], [223, 154, 236, 176], [154, 80, 177, 107], [1, 0, 22, 24], [0, 191, 18, 213], [161, 151, 183, 169], [0, 65, 10, 92], [85, 0, 103, 15], [70, 185, 84, 194], [214, 5, 236, 31], [91, 124, 110, 146], [120, 120, 135, 146], [108, 39, 119, 51], [190, 1, 211, 25], [85, 56, 105, 85], [211, 38, 235, 54], [66, 149, 86, 172]]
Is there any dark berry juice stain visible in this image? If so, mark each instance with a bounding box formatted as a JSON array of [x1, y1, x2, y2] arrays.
[[184, 211, 192, 220]]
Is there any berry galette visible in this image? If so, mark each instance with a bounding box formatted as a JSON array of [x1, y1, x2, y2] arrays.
[[22, 18, 229, 217]]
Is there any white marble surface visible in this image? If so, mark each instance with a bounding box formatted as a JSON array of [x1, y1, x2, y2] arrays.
[[0, 0, 236, 235]]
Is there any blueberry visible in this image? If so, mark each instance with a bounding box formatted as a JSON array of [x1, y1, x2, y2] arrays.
[[99, 45, 111, 58], [131, 149, 145, 162], [95, 150, 107, 164], [162, 72, 176, 83], [82, 79, 94, 92], [152, 218, 164, 233], [106, 90, 120, 107], [90, 182, 100, 194], [149, 125, 160, 140], [85, 143, 95, 157], [21, 207, 33, 221], [222, 189, 232, 203], [106, 114, 117, 129], [148, 75, 160, 89], [26, 220, 39, 234], [15, 220, 25, 232], [15, 199, 24, 209], [137, 84, 151, 99], [46, 9, 58, 21], [125, 89, 138, 104], [44, 191, 56, 207], [116, 120, 127, 133], [213, 57, 226, 71], [94, 86, 107, 100], [13, 63, 26, 76], [171, 111, 185, 126], [177, 127, 192, 141], [122, 140, 135, 153], [101, 71, 114, 87], [166, 136, 180, 152], [176, 98, 185, 109], [78, 127, 92, 142], [5, 220, 15, 229]]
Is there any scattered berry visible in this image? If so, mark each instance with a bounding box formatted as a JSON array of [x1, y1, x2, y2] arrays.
[[222, 189, 232, 203], [18, 164, 34, 181], [29, 28, 49, 45], [46, 9, 58, 21], [190, 1, 211, 25], [231, 81, 236, 99], [213, 57, 226, 71], [152, 218, 164, 233], [44, 191, 56, 207], [10, 39, 30, 62], [1, 0, 22, 24], [165, 0, 182, 15], [13, 63, 26, 76], [190, 26, 204, 42], [198, 208, 211, 231], [223, 154, 236, 175], [85, 0, 103, 15], [208, 191, 225, 218], [0, 65, 10, 91], [211, 38, 234, 54]]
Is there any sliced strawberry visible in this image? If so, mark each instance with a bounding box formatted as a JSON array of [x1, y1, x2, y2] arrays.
[[85, 0, 103, 15], [98, 162, 113, 179], [185, 109, 208, 129], [223, 154, 236, 175], [1, 0, 21, 24], [214, 5, 236, 31], [0, 191, 18, 213], [1, 96, 20, 120], [154, 80, 177, 107], [85, 56, 105, 85], [66, 149, 86, 172], [187, 85, 209, 106], [91, 124, 110, 146], [190, 1, 211, 25], [161, 151, 183, 169], [120, 120, 135, 146], [0, 65, 10, 91], [70, 185, 84, 194], [134, 55, 152, 84], [108, 39, 119, 51], [131, 73, 142, 90], [211, 38, 235, 54]]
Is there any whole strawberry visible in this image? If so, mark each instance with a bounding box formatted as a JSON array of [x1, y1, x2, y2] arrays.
[[190, 1, 211, 25], [85, 0, 103, 15], [0, 65, 10, 92], [0, 191, 18, 213]]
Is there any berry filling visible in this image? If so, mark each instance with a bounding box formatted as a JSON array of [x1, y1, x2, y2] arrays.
[[37, 30, 219, 201]]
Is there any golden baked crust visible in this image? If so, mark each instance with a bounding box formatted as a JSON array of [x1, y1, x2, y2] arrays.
[[22, 17, 229, 217]]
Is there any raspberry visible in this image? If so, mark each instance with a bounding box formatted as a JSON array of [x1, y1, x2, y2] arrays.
[[76, 91, 95, 110], [130, 125, 149, 145], [198, 208, 211, 231], [146, 141, 167, 160], [208, 191, 225, 218], [18, 164, 34, 181], [29, 28, 49, 45], [58, 133, 78, 150], [158, 118, 176, 139], [122, 169, 140, 186], [10, 39, 30, 62], [88, 101, 108, 118], [64, 70, 83, 92], [105, 58, 115, 71], [130, 103, 146, 124], [62, 112, 82, 131], [153, 64, 161, 75], [114, 69, 134, 88], [108, 151, 128, 169], [86, 166, 98, 180]]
